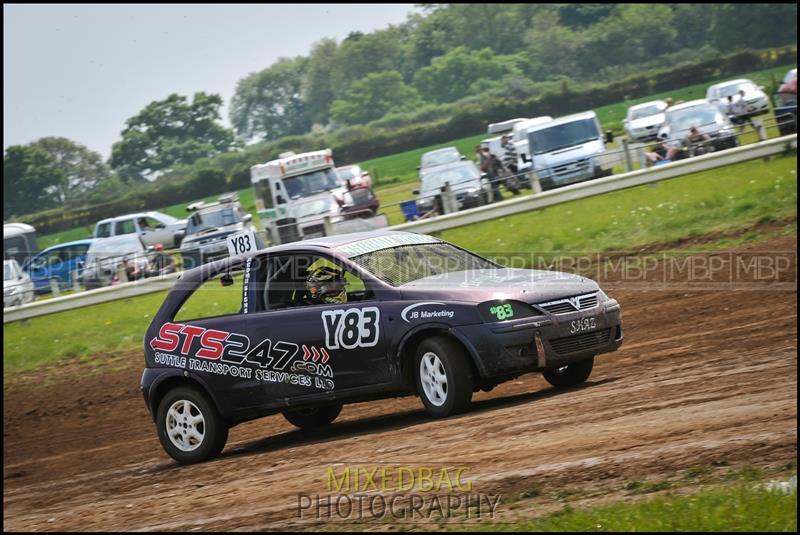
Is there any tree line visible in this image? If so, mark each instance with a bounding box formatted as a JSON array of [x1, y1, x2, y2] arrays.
[[4, 3, 798, 220]]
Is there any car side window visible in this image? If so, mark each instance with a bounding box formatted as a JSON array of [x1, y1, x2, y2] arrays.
[[255, 253, 374, 312], [173, 270, 245, 322], [115, 219, 136, 235], [96, 223, 111, 238]]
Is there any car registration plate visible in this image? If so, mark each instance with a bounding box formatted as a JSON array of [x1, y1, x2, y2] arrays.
[[569, 317, 597, 334]]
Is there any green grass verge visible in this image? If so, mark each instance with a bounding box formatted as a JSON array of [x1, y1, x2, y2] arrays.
[[5, 153, 796, 375], [35, 64, 793, 249], [468, 483, 796, 532], [440, 154, 797, 259]]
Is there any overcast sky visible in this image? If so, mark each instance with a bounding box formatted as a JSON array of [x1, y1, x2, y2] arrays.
[[3, 3, 418, 159]]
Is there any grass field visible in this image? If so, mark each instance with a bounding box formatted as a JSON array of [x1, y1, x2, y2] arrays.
[[466, 483, 796, 532], [5, 152, 796, 375], [35, 63, 794, 250]]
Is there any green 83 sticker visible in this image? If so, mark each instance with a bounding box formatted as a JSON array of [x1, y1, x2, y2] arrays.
[[489, 303, 514, 321]]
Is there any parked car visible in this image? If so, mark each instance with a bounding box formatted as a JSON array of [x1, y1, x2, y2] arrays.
[[706, 79, 769, 117], [623, 100, 668, 143], [415, 161, 492, 214], [783, 67, 797, 84], [78, 235, 151, 290], [657, 99, 739, 153], [3, 222, 38, 267], [333, 165, 380, 219], [179, 194, 256, 270], [772, 90, 797, 136], [94, 211, 187, 249], [335, 165, 372, 189], [4, 259, 35, 307], [417, 147, 465, 178], [140, 230, 623, 463], [22, 239, 94, 294]]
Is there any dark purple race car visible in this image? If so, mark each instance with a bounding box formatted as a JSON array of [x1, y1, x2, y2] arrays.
[[140, 230, 623, 463]]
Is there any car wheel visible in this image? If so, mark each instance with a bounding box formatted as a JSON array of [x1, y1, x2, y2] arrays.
[[282, 403, 343, 430], [414, 336, 473, 418], [156, 386, 228, 464], [542, 356, 594, 388]]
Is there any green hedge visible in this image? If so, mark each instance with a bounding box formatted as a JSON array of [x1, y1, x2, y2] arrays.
[[20, 44, 797, 234]]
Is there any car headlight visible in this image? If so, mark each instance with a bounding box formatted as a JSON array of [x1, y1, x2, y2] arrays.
[[478, 300, 538, 322]]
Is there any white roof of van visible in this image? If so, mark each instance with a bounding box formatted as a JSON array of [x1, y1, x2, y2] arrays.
[[526, 110, 597, 132], [4, 223, 36, 238], [487, 118, 529, 134]]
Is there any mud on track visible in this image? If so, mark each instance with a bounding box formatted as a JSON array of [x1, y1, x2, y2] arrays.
[[3, 234, 797, 531]]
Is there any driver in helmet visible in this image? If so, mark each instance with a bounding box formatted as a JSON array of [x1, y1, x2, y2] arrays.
[[303, 265, 348, 305]]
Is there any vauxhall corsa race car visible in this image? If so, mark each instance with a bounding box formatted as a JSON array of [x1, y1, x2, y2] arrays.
[[141, 230, 623, 463]]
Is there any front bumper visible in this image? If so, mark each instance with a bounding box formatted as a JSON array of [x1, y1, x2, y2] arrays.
[[454, 300, 623, 378]]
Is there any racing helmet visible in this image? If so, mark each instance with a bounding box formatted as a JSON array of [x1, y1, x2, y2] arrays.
[[306, 266, 347, 304]]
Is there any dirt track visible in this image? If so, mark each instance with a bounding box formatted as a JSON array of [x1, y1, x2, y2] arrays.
[[3, 234, 797, 531]]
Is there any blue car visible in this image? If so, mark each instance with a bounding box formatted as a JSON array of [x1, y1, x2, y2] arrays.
[[23, 239, 95, 294]]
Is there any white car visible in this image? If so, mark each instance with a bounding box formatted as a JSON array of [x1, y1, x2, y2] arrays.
[[78, 235, 152, 290], [783, 68, 797, 84], [93, 211, 187, 249], [706, 79, 769, 117], [657, 99, 739, 153], [4, 259, 35, 307], [624, 100, 668, 143]]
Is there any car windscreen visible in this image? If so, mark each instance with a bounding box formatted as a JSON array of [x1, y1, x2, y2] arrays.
[[283, 169, 339, 200], [668, 105, 720, 132], [718, 82, 754, 98], [187, 207, 241, 234], [420, 165, 479, 193], [349, 242, 497, 287], [630, 105, 664, 120], [530, 118, 600, 155], [421, 149, 460, 168], [336, 167, 358, 182]]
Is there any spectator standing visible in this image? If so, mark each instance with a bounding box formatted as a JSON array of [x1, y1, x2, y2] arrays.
[[730, 89, 755, 131]]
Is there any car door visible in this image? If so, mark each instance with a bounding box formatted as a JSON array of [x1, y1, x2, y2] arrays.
[[140, 216, 173, 247], [245, 251, 390, 400], [167, 268, 270, 410]]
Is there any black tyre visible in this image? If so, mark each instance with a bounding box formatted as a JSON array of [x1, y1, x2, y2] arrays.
[[282, 403, 343, 429], [156, 386, 229, 464], [414, 336, 473, 418], [542, 356, 594, 388]]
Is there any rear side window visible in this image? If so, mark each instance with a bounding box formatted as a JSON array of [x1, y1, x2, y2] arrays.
[[173, 271, 245, 322], [115, 219, 136, 235], [96, 223, 111, 238]]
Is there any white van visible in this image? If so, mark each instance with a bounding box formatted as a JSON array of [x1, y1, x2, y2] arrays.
[[520, 111, 612, 190]]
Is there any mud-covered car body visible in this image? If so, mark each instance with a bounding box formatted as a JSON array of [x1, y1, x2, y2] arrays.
[[141, 231, 623, 429]]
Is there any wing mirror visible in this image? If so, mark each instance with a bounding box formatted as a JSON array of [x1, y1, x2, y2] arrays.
[[220, 273, 234, 287], [243, 214, 253, 223], [413, 189, 420, 195], [605, 130, 614, 144]]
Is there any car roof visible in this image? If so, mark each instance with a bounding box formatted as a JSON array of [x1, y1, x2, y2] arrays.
[[709, 79, 753, 90], [666, 99, 713, 112], [96, 211, 175, 224], [629, 100, 667, 112], [530, 110, 597, 130], [38, 239, 95, 253], [423, 146, 458, 155]]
